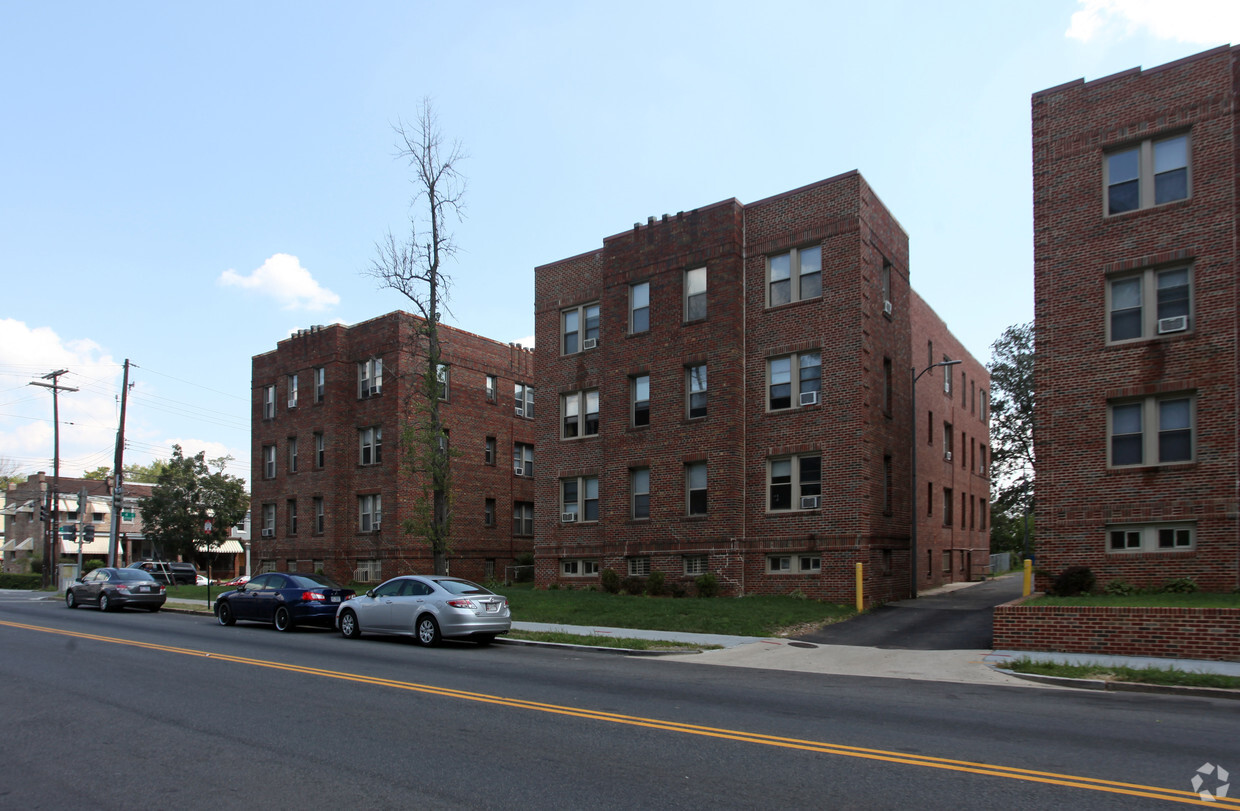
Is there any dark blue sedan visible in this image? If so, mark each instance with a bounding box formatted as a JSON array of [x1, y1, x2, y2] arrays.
[[214, 572, 354, 632]]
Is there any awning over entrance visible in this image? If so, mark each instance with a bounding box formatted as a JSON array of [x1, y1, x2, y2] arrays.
[[1, 537, 35, 552], [196, 540, 244, 554], [59, 537, 110, 555]]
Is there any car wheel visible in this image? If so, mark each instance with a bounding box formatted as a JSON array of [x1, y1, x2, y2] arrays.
[[217, 602, 235, 626], [274, 606, 294, 632], [65, 591, 77, 609], [339, 609, 361, 639], [474, 634, 496, 646], [415, 615, 442, 647], [99, 593, 111, 612]]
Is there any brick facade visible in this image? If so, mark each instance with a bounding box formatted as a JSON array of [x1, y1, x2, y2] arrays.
[[250, 313, 536, 585], [534, 174, 989, 603], [1032, 46, 1240, 592]]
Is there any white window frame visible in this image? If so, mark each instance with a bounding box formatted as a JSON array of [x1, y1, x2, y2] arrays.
[[263, 385, 276, 420], [767, 454, 822, 512], [630, 282, 650, 334], [359, 494, 382, 532], [767, 351, 821, 411], [1107, 522, 1195, 553], [313, 497, 324, 534], [262, 503, 276, 534], [766, 245, 822, 307], [687, 364, 707, 419], [485, 374, 497, 402], [683, 555, 707, 576], [631, 467, 650, 520], [359, 426, 382, 466], [287, 499, 298, 534], [1104, 133, 1190, 215], [314, 366, 325, 402], [561, 389, 599, 439], [287, 374, 298, 408], [515, 383, 534, 419], [684, 266, 707, 321], [358, 357, 383, 398], [562, 301, 600, 354], [513, 443, 533, 477], [263, 445, 276, 479], [1108, 394, 1194, 467], [561, 475, 599, 523], [315, 432, 325, 468], [561, 558, 600, 577], [436, 364, 449, 401], [287, 436, 298, 473], [1106, 266, 1192, 344], [686, 462, 707, 516], [627, 557, 651, 577], [513, 501, 534, 536], [631, 375, 650, 427]]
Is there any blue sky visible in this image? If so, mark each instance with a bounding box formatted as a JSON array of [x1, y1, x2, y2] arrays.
[[2, 0, 1237, 482]]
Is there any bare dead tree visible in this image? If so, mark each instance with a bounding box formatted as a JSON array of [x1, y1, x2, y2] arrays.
[[367, 98, 467, 576]]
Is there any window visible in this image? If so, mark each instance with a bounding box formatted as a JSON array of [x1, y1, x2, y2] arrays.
[[562, 302, 600, 354], [513, 443, 533, 477], [631, 468, 650, 519], [687, 364, 707, 419], [436, 364, 449, 401], [943, 357, 952, 394], [979, 446, 987, 475], [926, 481, 933, 515], [882, 357, 893, 416], [314, 367, 325, 402], [767, 245, 821, 306], [1107, 523, 1195, 553], [359, 426, 382, 466], [313, 497, 324, 534], [768, 351, 821, 410], [484, 498, 495, 527], [359, 494, 382, 532], [1106, 133, 1189, 215], [485, 374, 497, 402], [561, 389, 599, 438], [684, 267, 706, 321], [943, 422, 954, 462], [561, 559, 599, 577], [287, 374, 298, 408], [1108, 266, 1191, 342], [288, 437, 298, 473], [355, 559, 382, 582], [515, 383, 534, 418], [263, 385, 276, 420], [942, 551, 952, 573], [561, 476, 599, 522], [883, 455, 893, 516], [513, 502, 534, 536], [631, 375, 650, 427], [484, 436, 496, 465], [686, 462, 707, 516], [261, 504, 276, 535], [315, 432, 325, 468], [942, 486, 953, 527], [880, 259, 892, 311], [628, 557, 651, 577], [1109, 395, 1194, 466], [287, 500, 297, 534], [263, 445, 276, 479], [768, 455, 821, 511], [358, 357, 382, 398], [683, 555, 707, 576], [630, 282, 650, 333], [767, 555, 822, 574]]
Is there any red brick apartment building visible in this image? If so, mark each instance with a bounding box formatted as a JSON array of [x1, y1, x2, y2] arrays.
[[1032, 46, 1240, 591], [250, 314, 536, 584], [534, 174, 989, 603]]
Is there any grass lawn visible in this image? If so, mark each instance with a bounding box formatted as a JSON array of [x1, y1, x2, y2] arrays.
[[498, 582, 855, 637], [1024, 592, 1240, 608], [1005, 658, 1240, 690]]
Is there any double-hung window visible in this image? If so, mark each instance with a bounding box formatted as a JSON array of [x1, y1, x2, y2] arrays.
[[359, 426, 382, 466], [1109, 395, 1194, 467], [287, 500, 297, 534], [515, 383, 534, 418], [485, 374, 496, 402], [768, 455, 822, 511], [484, 436, 496, 465], [263, 445, 276, 479], [684, 267, 706, 321], [262, 504, 276, 535], [562, 302, 600, 353], [561, 389, 599, 438], [686, 462, 707, 516], [314, 367, 325, 402], [630, 282, 650, 334], [513, 502, 534, 536], [1107, 523, 1195, 553], [513, 443, 533, 477], [687, 364, 707, 419], [436, 364, 449, 401], [287, 437, 298, 473], [263, 385, 276, 420], [768, 351, 821, 410], [631, 375, 650, 427], [315, 432, 325, 468], [631, 468, 650, 519], [359, 358, 382, 398], [767, 245, 821, 306], [287, 374, 298, 408], [1108, 266, 1191, 342], [561, 475, 599, 523], [1106, 133, 1189, 215], [359, 494, 382, 532], [313, 497, 324, 533]]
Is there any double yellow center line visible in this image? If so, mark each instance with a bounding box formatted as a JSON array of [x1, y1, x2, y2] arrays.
[[4, 619, 1232, 807]]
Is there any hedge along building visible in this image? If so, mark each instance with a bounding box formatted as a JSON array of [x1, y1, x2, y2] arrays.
[[250, 314, 536, 585], [1032, 46, 1240, 592], [533, 174, 989, 603]]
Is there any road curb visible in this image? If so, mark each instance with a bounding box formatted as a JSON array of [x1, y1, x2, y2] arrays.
[[993, 668, 1240, 700], [497, 637, 700, 656]]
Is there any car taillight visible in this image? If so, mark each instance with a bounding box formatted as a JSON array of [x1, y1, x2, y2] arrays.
[[115, 585, 130, 593], [301, 591, 326, 601], [446, 599, 478, 609]]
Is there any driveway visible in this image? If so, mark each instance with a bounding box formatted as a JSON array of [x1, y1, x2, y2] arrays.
[[796, 575, 1023, 650]]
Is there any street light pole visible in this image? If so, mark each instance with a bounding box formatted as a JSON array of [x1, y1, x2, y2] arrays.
[[910, 358, 961, 598]]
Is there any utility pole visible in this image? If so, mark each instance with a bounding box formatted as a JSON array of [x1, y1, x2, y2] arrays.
[[30, 370, 78, 589], [108, 360, 131, 567]]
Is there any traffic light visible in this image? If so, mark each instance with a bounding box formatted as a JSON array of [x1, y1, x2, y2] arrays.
[[60, 524, 77, 542], [82, 525, 95, 543], [39, 505, 48, 522]]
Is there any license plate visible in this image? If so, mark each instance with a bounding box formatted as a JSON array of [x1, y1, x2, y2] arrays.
[[330, 596, 340, 603], [486, 603, 498, 613], [137, 586, 149, 593]]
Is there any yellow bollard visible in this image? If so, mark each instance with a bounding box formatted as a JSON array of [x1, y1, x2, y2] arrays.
[[1023, 558, 1033, 597], [855, 561, 864, 611]]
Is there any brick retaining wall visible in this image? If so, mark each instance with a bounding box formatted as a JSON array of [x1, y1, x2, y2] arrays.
[[993, 597, 1240, 661]]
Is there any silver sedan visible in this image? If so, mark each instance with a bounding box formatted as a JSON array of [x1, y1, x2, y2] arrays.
[[336, 575, 511, 646]]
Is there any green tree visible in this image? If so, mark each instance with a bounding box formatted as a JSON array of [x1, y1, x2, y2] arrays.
[[82, 466, 111, 481], [368, 99, 465, 576], [124, 459, 169, 483], [139, 445, 248, 561], [0, 456, 26, 490], [988, 322, 1035, 555]]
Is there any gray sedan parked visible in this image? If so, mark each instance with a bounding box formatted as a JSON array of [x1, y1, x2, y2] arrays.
[[336, 575, 511, 646]]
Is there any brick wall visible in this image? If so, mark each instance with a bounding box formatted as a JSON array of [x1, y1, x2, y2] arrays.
[[994, 598, 1240, 661]]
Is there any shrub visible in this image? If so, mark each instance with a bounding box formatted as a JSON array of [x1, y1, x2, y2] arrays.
[[669, 581, 687, 598], [30, 559, 43, 575], [787, 589, 808, 601], [0, 573, 42, 589], [600, 568, 621, 594], [83, 558, 105, 573], [1051, 566, 1095, 597], [1103, 579, 1138, 596], [1161, 577, 1199, 594], [695, 572, 720, 598], [645, 571, 666, 597], [621, 576, 645, 596]]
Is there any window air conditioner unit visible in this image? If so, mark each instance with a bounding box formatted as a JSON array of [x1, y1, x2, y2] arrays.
[[883, 300, 893, 316], [288, 400, 296, 409], [799, 390, 819, 406], [800, 495, 820, 509], [562, 513, 577, 523], [1157, 316, 1188, 334], [261, 528, 274, 538], [515, 406, 525, 417], [371, 522, 381, 532], [944, 451, 953, 462], [582, 338, 598, 350], [514, 463, 525, 475]]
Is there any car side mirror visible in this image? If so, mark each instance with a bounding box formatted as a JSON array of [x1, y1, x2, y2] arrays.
[[236, 583, 247, 592], [366, 589, 375, 598]]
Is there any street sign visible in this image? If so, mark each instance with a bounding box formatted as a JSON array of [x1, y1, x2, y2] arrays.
[[204, 520, 213, 533]]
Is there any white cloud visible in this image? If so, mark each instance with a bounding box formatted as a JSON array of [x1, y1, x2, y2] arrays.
[[513, 334, 535, 349], [163, 438, 249, 479], [1068, 0, 1240, 44], [219, 253, 340, 311]]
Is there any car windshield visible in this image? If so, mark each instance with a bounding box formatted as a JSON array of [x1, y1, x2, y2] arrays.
[[432, 578, 491, 596], [288, 574, 342, 589], [115, 569, 157, 582]]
